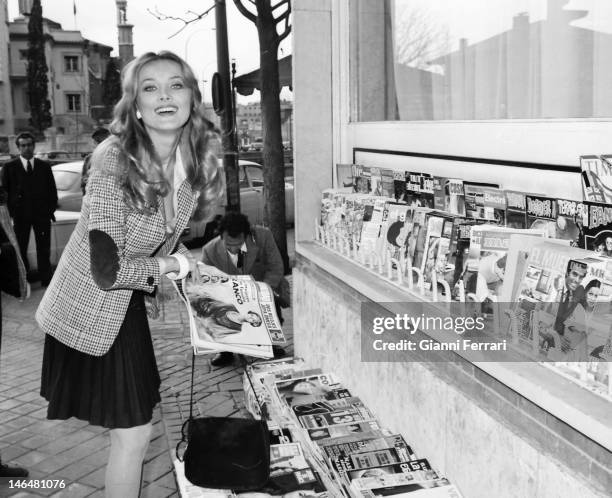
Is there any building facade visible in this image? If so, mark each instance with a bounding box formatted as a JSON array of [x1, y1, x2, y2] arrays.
[[8, 11, 112, 150]]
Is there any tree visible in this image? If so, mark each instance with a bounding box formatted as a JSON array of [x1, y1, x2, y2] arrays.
[[232, 0, 291, 272], [26, 0, 52, 135], [103, 58, 122, 109]]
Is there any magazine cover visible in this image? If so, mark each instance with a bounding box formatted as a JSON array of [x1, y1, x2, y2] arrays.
[[510, 243, 612, 356], [323, 435, 416, 463], [464, 182, 500, 220], [581, 154, 612, 204], [393, 171, 407, 203], [308, 421, 386, 443], [173, 267, 285, 357], [555, 198, 586, 246], [379, 202, 414, 263], [349, 468, 440, 495], [409, 208, 434, 273], [354, 165, 372, 194], [583, 201, 612, 255], [419, 174, 435, 208], [420, 212, 454, 290], [481, 187, 506, 225], [370, 168, 383, 196], [525, 195, 557, 237], [404, 172, 422, 206], [352, 478, 463, 498], [273, 372, 344, 407], [359, 198, 388, 257], [381, 169, 396, 198], [505, 190, 527, 229], [263, 443, 328, 495]]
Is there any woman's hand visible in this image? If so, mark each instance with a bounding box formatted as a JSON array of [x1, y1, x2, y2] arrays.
[[185, 252, 200, 285]]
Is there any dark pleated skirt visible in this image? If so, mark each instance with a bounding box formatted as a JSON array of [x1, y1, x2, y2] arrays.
[[40, 291, 161, 429]]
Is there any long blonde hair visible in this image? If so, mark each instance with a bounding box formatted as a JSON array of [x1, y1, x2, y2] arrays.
[[100, 51, 224, 221]]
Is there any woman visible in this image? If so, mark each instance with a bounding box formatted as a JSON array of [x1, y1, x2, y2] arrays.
[[191, 295, 262, 339], [36, 51, 224, 498], [559, 278, 602, 361]]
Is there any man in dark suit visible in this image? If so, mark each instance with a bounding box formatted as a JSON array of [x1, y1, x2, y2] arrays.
[[549, 259, 587, 352], [1, 132, 57, 286], [200, 212, 286, 366]]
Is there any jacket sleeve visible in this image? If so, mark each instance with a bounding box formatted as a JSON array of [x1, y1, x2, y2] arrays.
[[260, 229, 284, 289], [87, 147, 161, 292]]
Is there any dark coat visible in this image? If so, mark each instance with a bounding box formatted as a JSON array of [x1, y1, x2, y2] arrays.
[[200, 226, 284, 290], [1, 157, 57, 220]]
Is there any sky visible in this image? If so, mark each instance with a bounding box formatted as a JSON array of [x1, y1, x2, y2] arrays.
[[7, 0, 292, 103]]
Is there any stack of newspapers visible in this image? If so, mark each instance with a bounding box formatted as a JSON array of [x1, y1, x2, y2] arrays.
[[172, 263, 286, 358], [242, 358, 465, 498]]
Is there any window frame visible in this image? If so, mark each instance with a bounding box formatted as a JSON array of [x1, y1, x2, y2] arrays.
[[63, 54, 80, 73], [65, 93, 82, 113]]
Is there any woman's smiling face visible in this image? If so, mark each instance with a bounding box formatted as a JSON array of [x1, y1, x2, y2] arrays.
[[136, 59, 192, 137]]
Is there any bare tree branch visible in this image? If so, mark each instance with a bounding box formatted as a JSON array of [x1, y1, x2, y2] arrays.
[[147, 3, 216, 38], [271, 0, 290, 13], [233, 0, 257, 24], [276, 8, 290, 24]]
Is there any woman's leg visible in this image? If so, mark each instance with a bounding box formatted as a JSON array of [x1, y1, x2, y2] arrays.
[[105, 422, 152, 498]]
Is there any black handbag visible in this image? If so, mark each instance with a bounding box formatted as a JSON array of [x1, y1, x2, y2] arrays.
[[176, 354, 270, 491]]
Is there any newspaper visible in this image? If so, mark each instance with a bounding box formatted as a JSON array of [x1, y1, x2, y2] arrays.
[[172, 263, 285, 357]]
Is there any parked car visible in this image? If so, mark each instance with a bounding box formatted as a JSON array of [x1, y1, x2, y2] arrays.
[[36, 150, 84, 166], [52, 161, 83, 212], [51, 159, 295, 240]]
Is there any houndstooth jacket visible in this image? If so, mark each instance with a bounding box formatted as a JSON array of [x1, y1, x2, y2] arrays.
[[36, 144, 194, 356]]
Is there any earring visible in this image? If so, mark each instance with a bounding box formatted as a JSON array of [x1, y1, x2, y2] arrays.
[[136, 109, 142, 119]]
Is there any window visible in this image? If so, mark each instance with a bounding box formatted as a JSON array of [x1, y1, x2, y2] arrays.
[[66, 94, 81, 112], [350, 0, 612, 122], [64, 55, 80, 72]]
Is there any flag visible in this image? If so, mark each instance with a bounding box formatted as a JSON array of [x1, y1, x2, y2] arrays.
[[73, 1, 77, 16]]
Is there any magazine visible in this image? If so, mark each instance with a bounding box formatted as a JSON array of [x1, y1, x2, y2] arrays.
[[504, 190, 527, 229], [581, 154, 612, 204], [583, 201, 612, 255], [322, 435, 416, 463], [173, 266, 285, 357], [308, 421, 387, 443], [261, 442, 328, 495], [394, 171, 407, 203]]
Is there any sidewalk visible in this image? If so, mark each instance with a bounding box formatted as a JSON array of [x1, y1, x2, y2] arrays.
[[0, 275, 293, 497]]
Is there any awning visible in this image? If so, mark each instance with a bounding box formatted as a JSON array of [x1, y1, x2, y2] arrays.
[[233, 54, 292, 96]]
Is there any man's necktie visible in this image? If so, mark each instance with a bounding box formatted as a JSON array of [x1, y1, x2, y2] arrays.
[[26, 160, 33, 175], [237, 250, 244, 270]]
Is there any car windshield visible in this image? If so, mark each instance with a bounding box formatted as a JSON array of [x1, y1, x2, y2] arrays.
[[53, 170, 79, 190], [246, 166, 263, 187]]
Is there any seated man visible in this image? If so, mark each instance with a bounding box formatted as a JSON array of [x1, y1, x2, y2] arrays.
[[201, 212, 286, 367]]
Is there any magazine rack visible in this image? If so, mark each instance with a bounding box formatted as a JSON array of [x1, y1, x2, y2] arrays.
[[314, 219, 457, 304]]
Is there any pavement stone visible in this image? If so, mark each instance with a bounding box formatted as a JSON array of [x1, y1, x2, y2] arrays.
[[1, 261, 294, 497]]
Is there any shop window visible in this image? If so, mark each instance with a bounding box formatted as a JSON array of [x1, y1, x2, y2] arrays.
[[64, 55, 80, 73], [350, 0, 612, 121], [66, 93, 82, 112]]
